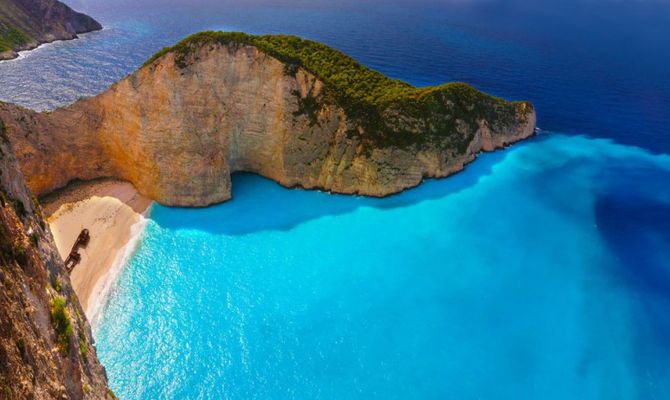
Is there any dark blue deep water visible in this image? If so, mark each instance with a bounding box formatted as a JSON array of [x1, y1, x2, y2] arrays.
[[1, 1, 669, 399]]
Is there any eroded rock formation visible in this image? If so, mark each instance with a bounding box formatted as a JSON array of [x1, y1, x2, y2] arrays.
[[0, 32, 536, 206]]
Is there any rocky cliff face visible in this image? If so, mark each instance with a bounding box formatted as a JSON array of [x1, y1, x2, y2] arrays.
[[0, 33, 536, 206], [0, 0, 101, 60], [0, 123, 113, 399]]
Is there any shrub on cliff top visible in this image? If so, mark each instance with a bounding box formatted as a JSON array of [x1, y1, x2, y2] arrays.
[[143, 31, 532, 149]]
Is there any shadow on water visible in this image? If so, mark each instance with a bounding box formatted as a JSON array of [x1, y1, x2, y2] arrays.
[[150, 137, 547, 236]]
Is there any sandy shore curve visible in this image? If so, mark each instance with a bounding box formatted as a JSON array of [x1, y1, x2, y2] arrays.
[[43, 179, 152, 327]]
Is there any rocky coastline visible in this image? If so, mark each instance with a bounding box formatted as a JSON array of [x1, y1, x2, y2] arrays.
[[0, 32, 536, 207], [0, 30, 536, 399], [0, 0, 102, 61]]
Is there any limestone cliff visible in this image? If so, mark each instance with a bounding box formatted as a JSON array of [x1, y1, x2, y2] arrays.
[[0, 31, 536, 206], [0, 122, 113, 399], [0, 0, 101, 61]]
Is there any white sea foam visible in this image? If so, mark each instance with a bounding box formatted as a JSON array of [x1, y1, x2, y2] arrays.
[[7, 29, 105, 62], [87, 205, 151, 331]]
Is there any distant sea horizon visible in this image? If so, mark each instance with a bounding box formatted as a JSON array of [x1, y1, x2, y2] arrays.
[[1, 0, 669, 398]]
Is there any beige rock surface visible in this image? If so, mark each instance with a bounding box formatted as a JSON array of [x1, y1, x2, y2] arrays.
[[0, 41, 536, 207], [0, 123, 113, 399]]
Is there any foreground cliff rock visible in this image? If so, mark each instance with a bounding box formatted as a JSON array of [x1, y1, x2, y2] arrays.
[[0, 31, 536, 206], [0, 0, 102, 60], [0, 123, 113, 398]]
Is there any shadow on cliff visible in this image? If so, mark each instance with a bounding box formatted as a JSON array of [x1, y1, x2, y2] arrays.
[[149, 138, 544, 236]]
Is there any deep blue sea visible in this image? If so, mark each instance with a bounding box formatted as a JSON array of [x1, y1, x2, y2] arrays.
[[1, 0, 669, 398]]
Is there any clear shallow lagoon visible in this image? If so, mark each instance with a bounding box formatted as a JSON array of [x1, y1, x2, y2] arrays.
[[1, 0, 669, 398]]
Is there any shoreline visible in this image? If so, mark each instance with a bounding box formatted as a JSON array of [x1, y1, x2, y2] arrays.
[[0, 28, 104, 62], [44, 178, 151, 327]]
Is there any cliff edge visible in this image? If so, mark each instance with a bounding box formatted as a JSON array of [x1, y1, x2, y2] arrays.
[[0, 0, 102, 60], [0, 31, 536, 206], [0, 121, 113, 399]]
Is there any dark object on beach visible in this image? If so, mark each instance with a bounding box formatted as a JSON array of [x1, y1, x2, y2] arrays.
[[76, 228, 90, 247], [64, 251, 81, 272], [64, 228, 90, 272]]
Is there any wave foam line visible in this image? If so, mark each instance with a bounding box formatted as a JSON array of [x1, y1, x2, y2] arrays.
[[87, 206, 151, 331]]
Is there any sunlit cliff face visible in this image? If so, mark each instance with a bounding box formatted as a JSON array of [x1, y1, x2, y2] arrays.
[[0, 39, 534, 206]]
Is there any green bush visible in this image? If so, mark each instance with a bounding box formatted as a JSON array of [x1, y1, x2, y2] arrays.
[[79, 337, 88, 357], [29, 232, 39, 247], [50, 297, 73, 353], [11, 240, 27, 266], [53, 276, 63, 293], [0, 24, 30, 53]]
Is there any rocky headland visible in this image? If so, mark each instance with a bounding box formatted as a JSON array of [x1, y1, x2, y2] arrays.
[[0, 31, 536, 399], [0, 0, 101, 61], [0, 31, 536, 207]]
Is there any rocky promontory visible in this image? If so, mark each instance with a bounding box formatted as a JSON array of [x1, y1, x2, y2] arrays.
[[0, 31, 536, 206], [0, 0, 101, 61]]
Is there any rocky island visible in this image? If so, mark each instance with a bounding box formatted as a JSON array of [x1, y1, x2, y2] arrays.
[[0, 31, 535, 206], [0, 0, 101, 61]]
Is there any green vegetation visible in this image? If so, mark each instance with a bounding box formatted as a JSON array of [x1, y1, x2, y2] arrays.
[[1, 386, 11, 400], [79, 337, 88, 356], [70, 294, 89, 358], [53, 276, 63, 293], [0, 24, 30, 53], [0, 222, 27, 267], [11, 240, 26, 266], [50, 296, 73, 353], [29, 231, 39, 246], [15, 337, 26, 359], [144, 31, 532, 150], [0, 119, 8, 159], [1, 187, 28, 220]]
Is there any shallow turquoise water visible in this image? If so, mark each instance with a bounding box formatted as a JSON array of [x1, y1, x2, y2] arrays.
[[2, 0, 669, 397], [96, 133, 670, 399]]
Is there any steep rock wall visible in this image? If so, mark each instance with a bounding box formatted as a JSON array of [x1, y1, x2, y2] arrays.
[[0, 40, 536, 206], [0, 122, 113, 399]]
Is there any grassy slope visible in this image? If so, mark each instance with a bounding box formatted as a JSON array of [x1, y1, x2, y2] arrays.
[[0, 24, 30, 52], [144, 31, 533, 150]]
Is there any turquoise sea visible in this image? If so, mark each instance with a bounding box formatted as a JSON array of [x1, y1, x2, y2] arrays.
[[1, 0, 669, 398], [95, 134, 670, 399]]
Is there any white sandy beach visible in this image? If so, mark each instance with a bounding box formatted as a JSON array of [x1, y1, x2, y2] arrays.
[[44, 179, 151, 326]]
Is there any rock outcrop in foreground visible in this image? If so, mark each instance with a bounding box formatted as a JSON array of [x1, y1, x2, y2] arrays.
[[0, 122, 113, 399], [0, 31, 536, 206], [0, 0, 102, 60]]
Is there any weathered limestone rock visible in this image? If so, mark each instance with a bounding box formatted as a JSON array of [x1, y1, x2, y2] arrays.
[[0, 37, 535, 206], [0, 121, 113, 399]]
